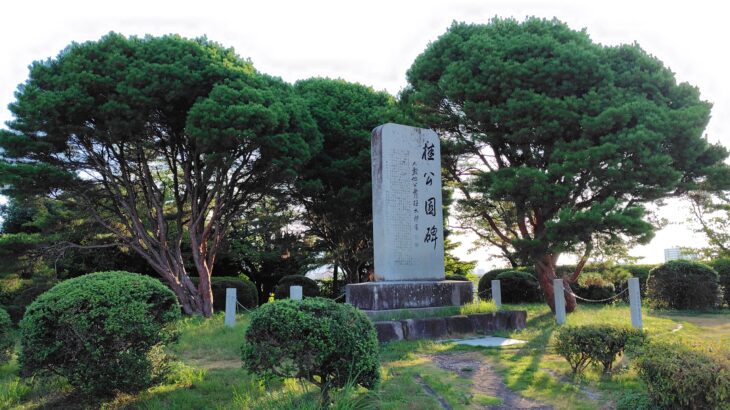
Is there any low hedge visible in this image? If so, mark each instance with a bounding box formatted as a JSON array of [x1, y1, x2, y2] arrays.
[[242, 297, 379, 402], [192, 276, 259, 311], [19, 271, 181, 396], [647, 260, 719, 310], [634, 341, 730, 409], [496, 270, 542, 303], [477, 267, 538, 300], [274, 275, 320, 299], [554, 325, 645, 375], [574, 272, 616, 303], [445, 274, 469, 281]]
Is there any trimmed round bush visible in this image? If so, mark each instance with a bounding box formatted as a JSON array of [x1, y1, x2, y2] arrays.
[[20, 271, 181, 396], [477, 267, 535, 299], [647, 260, 719, 310], [554, 325, 645, 375], [710, 258, 730, 307], [242, 297, 379, 401], [274, 275, 320, 299], [496, 270, 542, 303], [0, 307, 13, 364], [575, 272, 616, 303], [193, 276, 259, 310]]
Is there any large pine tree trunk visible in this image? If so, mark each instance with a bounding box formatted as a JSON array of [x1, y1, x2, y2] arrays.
[[198, 271, 214, 317], [165, 272, 206, 316], [536, 256, 577, 313]]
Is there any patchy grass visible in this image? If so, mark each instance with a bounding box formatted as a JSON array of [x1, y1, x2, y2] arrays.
[[0, 304, 728, 409], [368, 300, 498, 322]]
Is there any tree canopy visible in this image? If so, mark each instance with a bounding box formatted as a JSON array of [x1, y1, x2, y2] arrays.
[[292, 78, 405, 284], [404, 17, 730, 311], [0, 33, 321, 316]]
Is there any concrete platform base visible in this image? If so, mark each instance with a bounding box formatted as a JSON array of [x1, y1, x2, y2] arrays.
[[346, 280, 473, 311], [372, 310, 527, 343]]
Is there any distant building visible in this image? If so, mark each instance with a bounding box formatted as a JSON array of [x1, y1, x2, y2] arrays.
[[664, 247, 698, 262]]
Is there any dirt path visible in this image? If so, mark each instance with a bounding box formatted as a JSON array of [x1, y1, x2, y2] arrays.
[[425, 352, 552, 410]]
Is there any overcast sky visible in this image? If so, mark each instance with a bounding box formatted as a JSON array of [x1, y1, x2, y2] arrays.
[[1, 0, 726, 270]]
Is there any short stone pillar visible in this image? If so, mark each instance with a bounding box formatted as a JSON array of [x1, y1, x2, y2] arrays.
[[491, 279, 502, 308], [553, 279, 566, 325], [290, 285, 303, 301], [224, 288, 236, 328], [628, 277, 643, 329]]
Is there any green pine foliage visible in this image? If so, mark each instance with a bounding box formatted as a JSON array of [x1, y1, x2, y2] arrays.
[[241, 298, 380, 403], [19, 271, 181, 396], [293, 78, 406, 283], [0, 33, 322, 316], [404, 17, 730, 305]]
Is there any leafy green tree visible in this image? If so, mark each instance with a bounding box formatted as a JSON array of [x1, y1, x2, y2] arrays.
[[404, 18, 730, 312], [0, 33, 321, 316], [292, 78, 405, 284]]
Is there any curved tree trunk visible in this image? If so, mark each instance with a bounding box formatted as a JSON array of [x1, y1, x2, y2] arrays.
[[536, 256, 577, 313], [165, 273, 205, 315]]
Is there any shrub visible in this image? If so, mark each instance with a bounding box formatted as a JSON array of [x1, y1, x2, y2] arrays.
[[19, 271, 181, 396], [623, 264, 658, 296], [0, 307, 13, 364], [496, 270, 542, 303], [477, 267, 535, 299], [647, 260, 720, 310], [192, 276, 259, 311], [242, 297, 379, 403], [574, 272, 616, 303], [445, 274, 468, 281], [554, 325, 645, 375], [615, 391, 653, 410], [274, 275, 320, 299], [710, 258, 730, 307], [633, 341, 730, 409], [0, 281, 56, 324]]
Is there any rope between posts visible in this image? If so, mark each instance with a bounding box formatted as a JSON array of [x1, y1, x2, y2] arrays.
[[567, 286, 629, 303], [234, 291, 347, 314], [235, 300, 254, 313]]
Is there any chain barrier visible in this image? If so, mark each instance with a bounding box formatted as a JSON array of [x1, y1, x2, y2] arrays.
[[233, 291, 347, 314], [235, 300, 255, 314], [567, 286, 629, 303]]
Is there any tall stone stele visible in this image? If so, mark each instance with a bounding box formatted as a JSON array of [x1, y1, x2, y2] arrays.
[[346, 123, 473, 313]]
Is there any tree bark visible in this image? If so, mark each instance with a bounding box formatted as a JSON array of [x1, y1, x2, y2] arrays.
[[535, 255, 577, 313]]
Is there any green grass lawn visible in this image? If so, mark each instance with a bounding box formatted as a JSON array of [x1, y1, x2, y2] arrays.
[[1, 303, 728, 409]]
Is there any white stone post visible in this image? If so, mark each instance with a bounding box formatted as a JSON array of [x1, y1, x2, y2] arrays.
[[553, 279, 566, 325], [491, 279, 502, 309], [628, 277, 643, 329], [224, 288, 236, 328], [290, 285, 303, 301]]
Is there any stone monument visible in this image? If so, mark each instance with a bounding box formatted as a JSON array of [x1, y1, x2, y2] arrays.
[[346, 123, 473, 313]]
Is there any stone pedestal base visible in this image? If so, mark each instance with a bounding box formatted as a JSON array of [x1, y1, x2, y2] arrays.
[[345, 281, 473, 311]]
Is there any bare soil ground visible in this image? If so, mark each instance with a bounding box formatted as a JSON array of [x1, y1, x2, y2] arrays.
[[425, 352, 553, 410]]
